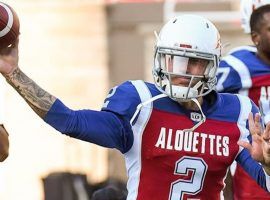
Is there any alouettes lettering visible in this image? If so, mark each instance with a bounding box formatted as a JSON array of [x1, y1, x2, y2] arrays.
[[155, 127, 229, 156]]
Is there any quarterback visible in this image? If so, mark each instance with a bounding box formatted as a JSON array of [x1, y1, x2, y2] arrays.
[[0, 14, 270, 200]]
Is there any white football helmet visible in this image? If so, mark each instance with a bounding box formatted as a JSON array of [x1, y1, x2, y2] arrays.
[[241, 0, 270, 33], [153, 15, 221, 102]]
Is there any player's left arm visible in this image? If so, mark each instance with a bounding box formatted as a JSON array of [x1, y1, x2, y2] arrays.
[[238, 112, 270, 172], [237, 110, 270, 191], [235, 98, 270, 191], [0, 124, 9, 162]]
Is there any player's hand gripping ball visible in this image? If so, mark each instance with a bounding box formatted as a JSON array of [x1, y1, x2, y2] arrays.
[[0, 2, 19, 49]]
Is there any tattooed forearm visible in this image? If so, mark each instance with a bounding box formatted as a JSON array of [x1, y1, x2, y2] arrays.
[[5, 68, 56, 118]]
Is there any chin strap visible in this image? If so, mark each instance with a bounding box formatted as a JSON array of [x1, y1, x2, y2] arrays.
[[130, 93, 167, 125], [182, 98, 206, 132], [130, 94, 206, 132]]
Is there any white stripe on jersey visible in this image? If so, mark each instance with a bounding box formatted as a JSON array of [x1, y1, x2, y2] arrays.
[[236, 94, 252, 155], [124, 80, 153, 200], [263, 168, 270, 192], [227, 45, 257, 55], [222, 55, 252, 96]]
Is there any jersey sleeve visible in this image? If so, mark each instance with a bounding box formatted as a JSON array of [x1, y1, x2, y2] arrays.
[[216, 58, 242, 93], [44, 81, 141, 153]]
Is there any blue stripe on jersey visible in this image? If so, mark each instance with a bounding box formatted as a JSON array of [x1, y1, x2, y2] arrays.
[[44, 99, 134, 153], [145, 82, 242, 123], [206, 93, 241, 122], [144, 82, 242, 123], [235, 97, 268, 191]]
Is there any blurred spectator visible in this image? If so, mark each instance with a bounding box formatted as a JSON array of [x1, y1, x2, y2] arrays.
[[91, 179, 127, 200], [91, 185, 127, 200]]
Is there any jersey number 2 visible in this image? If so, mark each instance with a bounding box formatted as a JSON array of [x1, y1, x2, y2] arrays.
[[169, 156, 208, 200]]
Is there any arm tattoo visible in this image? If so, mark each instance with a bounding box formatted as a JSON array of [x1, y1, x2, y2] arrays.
[[5, 68, 56, 119]]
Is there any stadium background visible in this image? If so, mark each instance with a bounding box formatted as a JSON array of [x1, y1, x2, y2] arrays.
[[0, 0, 249, 199]]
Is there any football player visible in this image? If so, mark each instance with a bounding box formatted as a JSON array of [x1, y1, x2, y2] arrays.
[[1, 14, 270, 200], [217, 1, 270, 199]]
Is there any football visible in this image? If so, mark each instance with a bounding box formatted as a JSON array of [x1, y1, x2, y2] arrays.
[[0, 2, 19, 48]]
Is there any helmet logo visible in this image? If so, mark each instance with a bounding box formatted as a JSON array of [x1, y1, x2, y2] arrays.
[[179, 44, 192, 48], [215, 34, 221, 50]]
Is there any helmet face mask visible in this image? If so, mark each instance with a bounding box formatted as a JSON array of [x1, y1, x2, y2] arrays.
[[153, 15, 221, 101]]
